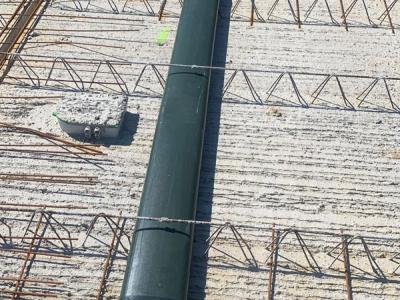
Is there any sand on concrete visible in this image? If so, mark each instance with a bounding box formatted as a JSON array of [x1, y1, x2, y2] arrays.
[[1, 0, 400, 299]]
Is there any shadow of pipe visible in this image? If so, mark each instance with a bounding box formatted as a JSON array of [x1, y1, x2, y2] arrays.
[[188, 0, 232, 299]]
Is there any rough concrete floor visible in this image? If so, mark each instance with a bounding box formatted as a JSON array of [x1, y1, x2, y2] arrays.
[[1, 0, 400, 299]]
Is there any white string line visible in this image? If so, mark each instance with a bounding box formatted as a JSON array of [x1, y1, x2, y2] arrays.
[[1, 207, 400, 242], [2, 51, 400, 80]]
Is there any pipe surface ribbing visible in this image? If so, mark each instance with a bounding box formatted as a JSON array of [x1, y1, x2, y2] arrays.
[[120, 0, 220, 299]]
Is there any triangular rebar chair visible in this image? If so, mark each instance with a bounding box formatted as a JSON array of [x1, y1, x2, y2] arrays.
[[356, 77, 400, 112], [0, 218, 12, 244], [133, 64, 166, 96], [89, 60, 129, 95], [14, 55, 41, 88], [266, 0, 298, 24], [231, 0, 265, 23], [343, 0, 375, 26], [222, 69, 263, 104], [22, 210, 74, 252], [327, 235, 387, 281], [303, 0, 339, 25], [158, 0, 184, 21], [45, 57, 85, 92], [390, 252, 400, 274], [122, 0, 156, 16], [266, 72, 308, 107], [378, 0, 398, 24], [82, 213, 131, 255], [0, 15, 7, 27], [264, 228, 321, 274], [205, 222, 258, 269], [311, 74, 355, 110], [84, 0, 119, 13]]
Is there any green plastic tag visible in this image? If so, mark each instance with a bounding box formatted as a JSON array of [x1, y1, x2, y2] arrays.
[[156, 26, 170, 46]]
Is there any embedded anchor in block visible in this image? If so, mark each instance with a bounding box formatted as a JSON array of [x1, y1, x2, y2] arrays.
[[54, 93, 128, 140], [264, 229, 321, 274], [205, 222, 258, 269]]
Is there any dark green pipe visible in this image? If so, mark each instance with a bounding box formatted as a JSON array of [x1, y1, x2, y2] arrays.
[[120, 0, 220, 299]]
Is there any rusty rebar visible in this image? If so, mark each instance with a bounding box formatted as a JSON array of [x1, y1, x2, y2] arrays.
[[0, 148, 104, 156], [230, 224, 258, 269], [0, 276, 63, 285], [296, 0, 301, 28], [341, 233, 353, 300], [4, 236, 76, 240], [0, 122, 103, 155], [96, 213, 123, 299], [382, 0, 395, 34], [205, 223, 258, 268], [0, 202, 88, 209], [158, 0, 167, 21], [1, 290, 58, 297], [82, 213, 131, 254], [0, 96, 63, 99], [391, 252, 400, 274], [339, 0, 349, 31], [264, 229, 320, 272], [0, 218, 12, 244], [12, 210, 44, 299], [0, 248, 72, 258], [0, 173, 98, 185], [267, 224, 275, 300], [251, 0, 255, 26], [0, 144, 98, 147], [0, 0, 47, 78]]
